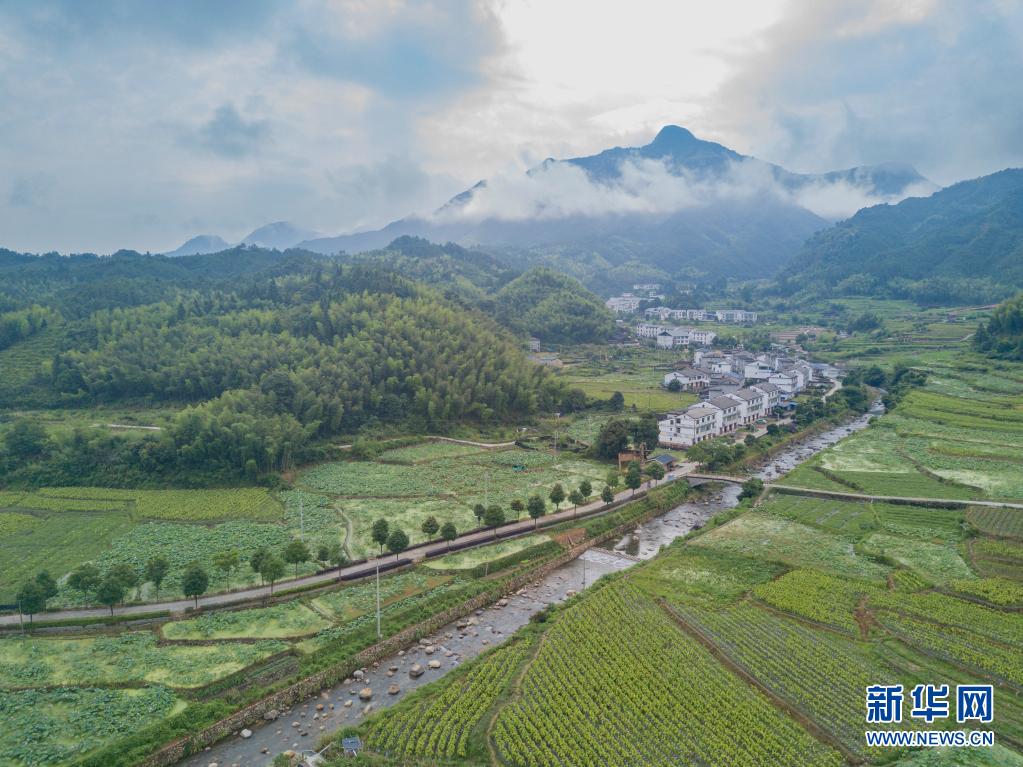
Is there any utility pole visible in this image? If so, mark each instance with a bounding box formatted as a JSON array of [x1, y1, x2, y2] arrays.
[[299, 497, 305, 541]]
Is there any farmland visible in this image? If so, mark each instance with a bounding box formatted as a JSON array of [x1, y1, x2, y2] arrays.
[[423, 533, 553, 571], [298, 445, 607, 558], [781, 362, 1023, 502]]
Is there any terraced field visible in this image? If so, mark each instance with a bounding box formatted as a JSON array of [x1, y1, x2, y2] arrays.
[[781, 366, 1023, 501]]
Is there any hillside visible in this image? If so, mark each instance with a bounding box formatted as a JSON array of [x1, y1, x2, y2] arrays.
[[781, 169, 1023, 302], [295, 126, 931, 290], [0, 251, 564, 485], [493, 267, 615, 343]]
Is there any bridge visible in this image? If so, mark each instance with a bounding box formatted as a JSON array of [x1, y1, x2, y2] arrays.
[[684, 473, 748, 486]]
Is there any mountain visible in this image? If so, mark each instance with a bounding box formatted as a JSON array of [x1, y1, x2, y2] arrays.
[[164, 234, 231, 257], [241, 221, 322, 250], [298, 126, 933, 290], [781, 168, 1023, 299]]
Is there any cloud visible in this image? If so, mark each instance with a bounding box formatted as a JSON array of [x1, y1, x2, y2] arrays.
[[190, 104, 272, 158], [705, 0, 1023, 184], [436, 154, 931, 224]]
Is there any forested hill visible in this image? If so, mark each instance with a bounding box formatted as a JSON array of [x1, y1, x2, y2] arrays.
[[974, 292, 1023, 359], [778, 168, 1023, 304], [493, 267, 616, 343], [0, 251, 567, 486]]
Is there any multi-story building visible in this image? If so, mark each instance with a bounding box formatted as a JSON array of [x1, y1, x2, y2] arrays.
[[658, 405, 721, 447], [662, 367, 710, 391]]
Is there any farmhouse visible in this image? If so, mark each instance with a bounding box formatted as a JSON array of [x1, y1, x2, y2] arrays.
[[663, 367, 710, 391], [658, 405, 721, 448], [606, 295, 642, 313], [705, 395, 742, 432]]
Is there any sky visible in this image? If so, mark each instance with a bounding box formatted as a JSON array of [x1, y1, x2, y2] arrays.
[[1, 0, 1022, 254]]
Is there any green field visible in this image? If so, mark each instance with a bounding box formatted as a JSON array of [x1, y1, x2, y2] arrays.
[[0, 686, 183, 767], [423, 533, 552, 571], [0, 632, 285, 689], [782, 364, 1023, 501], [160, 601, 330, 640], [299, 446, 606, 558]]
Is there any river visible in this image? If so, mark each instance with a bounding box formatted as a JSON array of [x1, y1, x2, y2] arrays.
[[182, 408, 879, 767]]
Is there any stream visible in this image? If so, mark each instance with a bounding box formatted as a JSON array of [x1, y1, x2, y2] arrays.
[[182, 408, 880, 767]]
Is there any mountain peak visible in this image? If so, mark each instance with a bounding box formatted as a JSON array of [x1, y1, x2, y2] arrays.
[[649, 125, 696, 147]]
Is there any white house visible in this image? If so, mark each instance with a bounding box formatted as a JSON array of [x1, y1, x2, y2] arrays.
[[727, 388, 767, 424], [663, 367, 710, 391], [656, 328, 695, 348], [768, 370, 801, 394], [715, 309, 758, 323], [706, 395, 743, 432], [606, 295, 642, 313], [658, 405, 721, 447], [751, 382, 782, 410], [689, 329, 717, 345], [636, 322, 669, 338]]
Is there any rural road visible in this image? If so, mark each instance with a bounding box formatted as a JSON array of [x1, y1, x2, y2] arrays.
[[0, 471, 690, 627]]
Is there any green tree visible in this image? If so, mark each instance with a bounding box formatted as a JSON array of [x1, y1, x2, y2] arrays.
[[107, 564, 140, 601], [16, 581, 47, 625], [739, 477, 764, 501], [510, 499, 524, 519], [34, 571, 58, 602], [483, 505, 505, 537], [421, 515, 440, 538], [145, 556, 170, 597], [568, 489, 584, 516], [283, 539, 311, 576], [625, 461, 642, 495], [371, 519, 390, 554], [386, 528, 410, 560], [527, 495, 546, 529], [67, 564, 101, 595], [606, 470, 620, 489], [4, 419, 48, 460], [601, 485, 614, 505], [181, 563, 209, 608], [646, 461, 665, 486], [608, 391, 625, 411], [629, 415, 659, 452], [260, 555, 286, 594], [549, 483, 565, 510], [250, 547, 271, 583], [440, 521, 458, 551], [592, 419, 631, 459], [472, 503, 486, 526], [96, 577, 125, 616], [579, 479, 592, 499]]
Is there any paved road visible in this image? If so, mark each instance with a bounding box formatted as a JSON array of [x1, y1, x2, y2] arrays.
[[769, 484, 1023, 509], [0, 473, 686, 627]]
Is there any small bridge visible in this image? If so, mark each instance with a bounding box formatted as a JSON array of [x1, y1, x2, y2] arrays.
[[684, 473, 748, 486]]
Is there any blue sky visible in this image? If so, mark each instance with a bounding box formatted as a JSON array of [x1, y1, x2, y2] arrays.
[[1, 0, 1022, 253]]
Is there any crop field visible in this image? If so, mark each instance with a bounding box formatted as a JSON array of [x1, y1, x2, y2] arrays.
[[630, 545, 783, 605], [0, 510, 136, 602], [752, 569, 878, 634], [492, 584, 843, 767], [673, 602, 907, 758], [299, 447, 606, 557], [967, 506, 1023, 539], [0, 632, 285, 689], [560, 367, 698, 412], [310, 571, 453, 621], [160, 601, 330, 640], [862, 533, 974, 584], [377, 441, 487, 463], [695, 513, 890, 579], [948, 577, 1023, 606], [784, 371, 1023, 501], [0, 686, 182, 767], [423, 534, 552, 571], [1, 486, 282, 522], [0, 326, 61, 405], [367, 639, 530, 761]]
